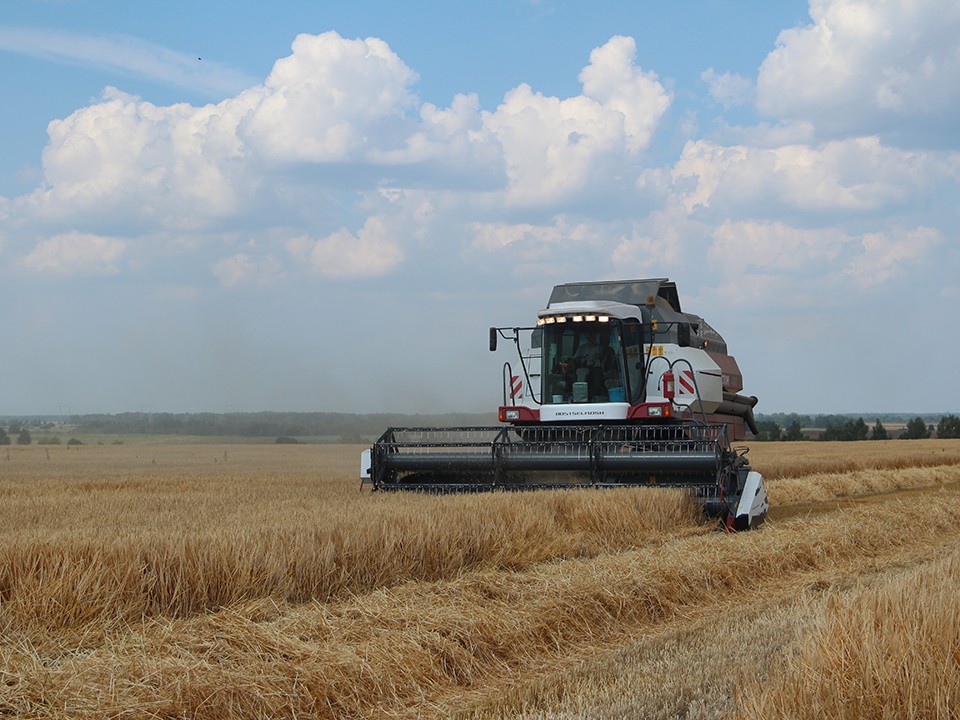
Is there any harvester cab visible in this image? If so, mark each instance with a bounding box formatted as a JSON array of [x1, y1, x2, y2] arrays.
[[362, 278, 768, 531]]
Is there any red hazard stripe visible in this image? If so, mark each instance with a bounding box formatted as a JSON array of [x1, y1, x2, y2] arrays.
[[679, 370, 695, 394], [510, 375, 523, 399]]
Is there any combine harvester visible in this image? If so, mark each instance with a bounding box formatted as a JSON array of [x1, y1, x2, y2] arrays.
[[361, 278, 768, 530]]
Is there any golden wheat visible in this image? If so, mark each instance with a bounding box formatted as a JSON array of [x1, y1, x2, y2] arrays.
[[744, 438, 960, 479], [766, 462, 960, 508], [480, 545, 960, 720], [3, 441, 960, 719], [5, 489, 960, 718], [738, 549, 960, 720], [0, 444, 701, 656]]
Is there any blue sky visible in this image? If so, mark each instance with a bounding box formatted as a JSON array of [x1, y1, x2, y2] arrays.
[[1, 0, 958, 417]]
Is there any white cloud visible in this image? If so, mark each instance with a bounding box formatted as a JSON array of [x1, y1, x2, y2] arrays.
[[1, 31, 679, 275], [1, 24, 955, 316], [700, 221, 943, 306], [701, 68, 754, 108], [694, 272, 810, 311], [756, 0, 960, 141], [375, 93, 504, 184], [240, 32, 419, 162], [286, 216, 404, 278], [709, 220, 852, 273], [470, 222, 557, 253], [5, 32, 424, 236], [466, 218, 620, 282], [484, 85, 621, 205], [20, 231, 125, 274], [211, 253, 284, 288], [33, 88, 251, 229], [845, 226, 943, 288], [610, 208, 694, 273], [672, 136, 947, 216], [706, 121, 816, 150], [0, 25, 255, 97], [483, 35, 670, 206], [578, 36, 672, 152]]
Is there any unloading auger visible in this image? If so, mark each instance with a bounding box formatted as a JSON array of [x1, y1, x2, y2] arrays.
[[360, 278, 768, 530]]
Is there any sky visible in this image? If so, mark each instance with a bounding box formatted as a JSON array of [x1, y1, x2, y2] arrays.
[[1, 0, 958, 417]]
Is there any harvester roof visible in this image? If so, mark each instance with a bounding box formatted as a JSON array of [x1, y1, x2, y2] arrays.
[[547, 278, 681, 313]]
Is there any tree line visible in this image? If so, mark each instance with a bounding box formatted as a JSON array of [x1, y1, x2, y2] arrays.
[[754, 415, 960, 441], [0, 411, 496, 443], [2, 411, 958, 444]]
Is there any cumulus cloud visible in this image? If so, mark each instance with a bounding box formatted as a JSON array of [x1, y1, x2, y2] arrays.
[[470, 222, 559, 253], [239, 32, 419, 162], [0, 24, 955, 304], [20, 231, 125, 274], [376, 93, 504, 186], [578, 36, 672, 152], [286, 216, 404, 278], [756, 0, 960, 142], [0, 30, 681, 282], [701, 68, 754, 108], [2, 31, 427, 247], [845, 225, 943, 288], [672, 136, 947, 216], [466, 218, 619, 282], [610, 208, 694, 273], [212, 253, 284, 288], [484, 35, 670, 206], [694, 272, 810, 311], [702, 220, 943, 305], [709, 220, 853, 273], [32, 88, 251, 230]]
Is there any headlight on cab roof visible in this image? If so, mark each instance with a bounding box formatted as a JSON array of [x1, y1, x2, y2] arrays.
[[537, 313, 610, 325]]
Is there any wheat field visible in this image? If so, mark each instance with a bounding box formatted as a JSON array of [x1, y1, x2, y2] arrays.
[[2, 439, 959, 718]]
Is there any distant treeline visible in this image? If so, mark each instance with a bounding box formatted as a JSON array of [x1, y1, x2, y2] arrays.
[[66, 411, 497, 439], [2, 410, 958, 443], [755, 412, 948, 428], [753, 413, 960, 441]]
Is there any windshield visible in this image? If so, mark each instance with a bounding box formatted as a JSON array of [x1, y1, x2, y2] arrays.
[[541, 321, 628, 404]]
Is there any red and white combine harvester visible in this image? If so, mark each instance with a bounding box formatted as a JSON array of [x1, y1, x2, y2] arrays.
[[361, 278, 768, 530]]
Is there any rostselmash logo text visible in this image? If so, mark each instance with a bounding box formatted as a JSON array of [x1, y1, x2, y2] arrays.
[[554, 410, 606, 417]]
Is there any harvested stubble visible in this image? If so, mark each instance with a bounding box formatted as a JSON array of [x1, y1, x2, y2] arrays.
[[5, 491, 960, 719], [484, 587, 820, 720], [484, 544, 960, 720], [738, 549, 960, 720]]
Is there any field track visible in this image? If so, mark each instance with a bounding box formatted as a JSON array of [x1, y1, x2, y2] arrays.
[[2, 440, 960, 718]]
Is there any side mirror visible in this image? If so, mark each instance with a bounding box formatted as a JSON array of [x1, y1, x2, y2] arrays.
[[489, 327, 498, 352]]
